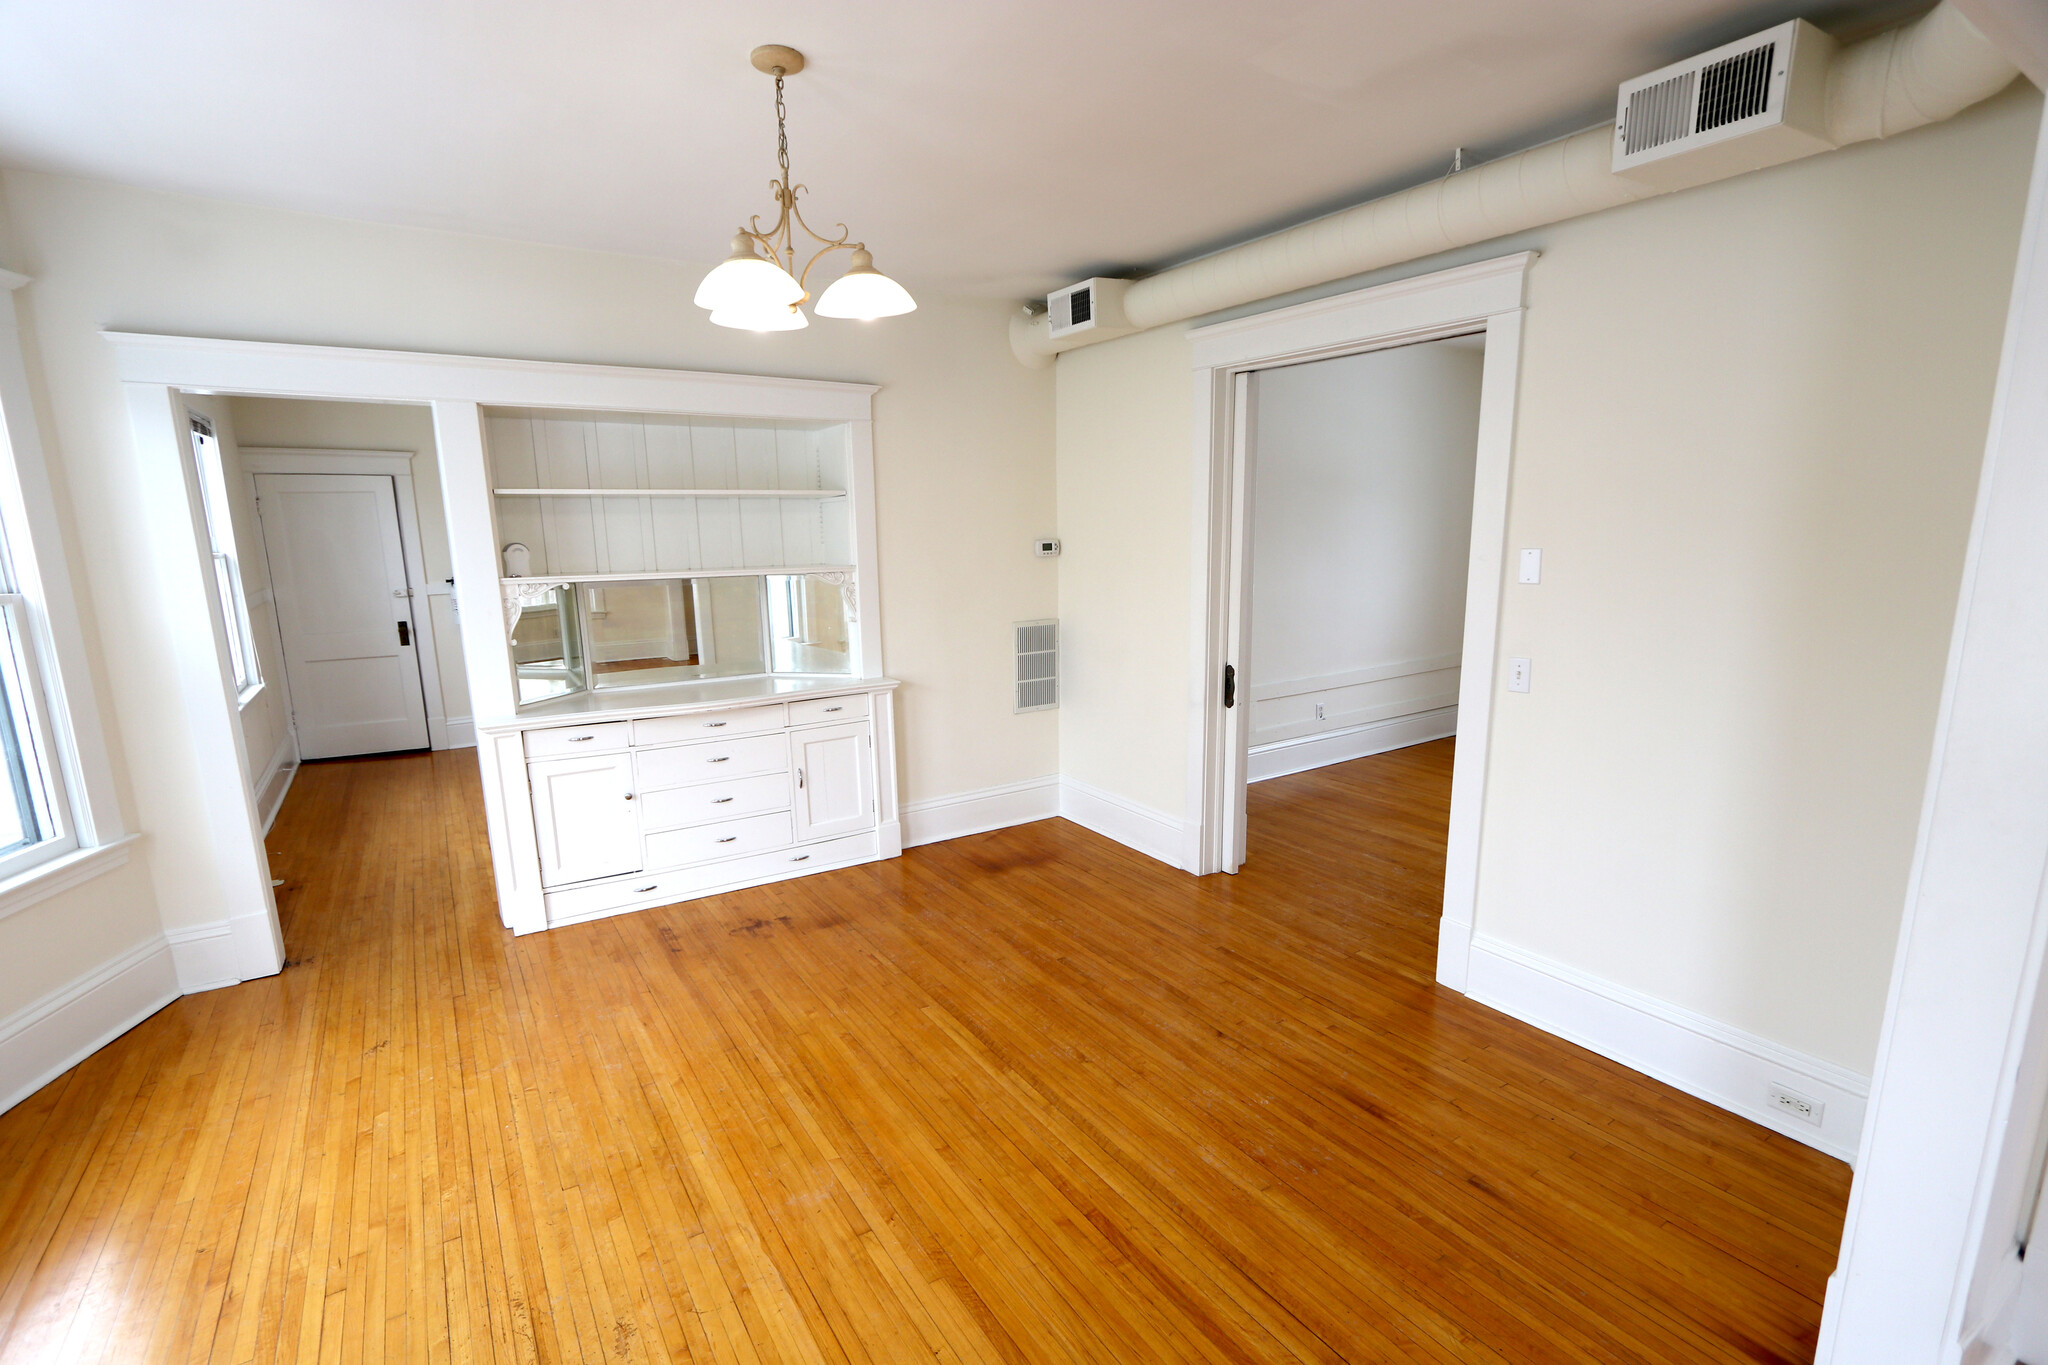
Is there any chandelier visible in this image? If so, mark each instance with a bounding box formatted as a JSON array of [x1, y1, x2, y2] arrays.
[[694, 45, 916, 331]]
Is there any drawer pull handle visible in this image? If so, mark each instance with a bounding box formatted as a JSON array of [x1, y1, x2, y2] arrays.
[[713, 797, 734, 804], [717, 836, 738, 844], [707, 756, 730, 763], [824, 706, 843, 712], [703, 721, 728, 728], [791, 855, 810, 863], [568, 735, 595, 743], [634, 884, 659, 893]]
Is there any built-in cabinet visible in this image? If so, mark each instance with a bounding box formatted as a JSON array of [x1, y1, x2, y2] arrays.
[[438, 370, 900, 934]]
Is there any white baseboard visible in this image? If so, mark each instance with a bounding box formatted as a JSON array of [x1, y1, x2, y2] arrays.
[[1464, 935, 1868, 1162], [1248, 706, 1458, 782], [1059, 777, 1189, 871], [431, 715, 476, 751], [167, 911, 280, 994], [0, 934, 178, 1115], [902, 776, 1059, 848], [253, 732, 298, 833]]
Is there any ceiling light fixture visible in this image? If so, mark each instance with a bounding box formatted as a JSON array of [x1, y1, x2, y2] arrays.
[[695, 45, 916, 331]]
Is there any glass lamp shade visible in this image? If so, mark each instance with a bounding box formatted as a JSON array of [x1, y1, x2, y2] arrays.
[[814, 249, 917, 320], [710, 301, 810, 332], [694, 233, 804, 312]]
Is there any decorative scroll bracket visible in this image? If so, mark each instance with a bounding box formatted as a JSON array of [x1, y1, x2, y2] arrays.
[[808, 571, 856, 621], [502, 580, 564, 637]]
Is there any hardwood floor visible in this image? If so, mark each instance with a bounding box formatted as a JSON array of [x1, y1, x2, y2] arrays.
[[0, 739, 1851, 1363]]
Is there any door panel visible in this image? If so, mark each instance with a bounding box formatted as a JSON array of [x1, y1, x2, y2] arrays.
[[790, 722, 875, 842], [528, 752, 641, 887], [256, 473, 430, 758]]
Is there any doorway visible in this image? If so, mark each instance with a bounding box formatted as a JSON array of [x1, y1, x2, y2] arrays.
[[1186, 252, 1532, 990], [1239, 336, 1482, 822]]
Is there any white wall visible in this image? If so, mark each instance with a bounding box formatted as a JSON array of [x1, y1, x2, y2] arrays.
[[1248, 336, 1480, 754], [0, 166, 1055, 984], [226, 397, 469, 734], [1054, 85, 2041, 1077]]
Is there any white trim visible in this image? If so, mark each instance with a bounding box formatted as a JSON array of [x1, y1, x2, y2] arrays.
[[1059, 777, 1190, 870], [1182, 252, 1534, 1006], [902, 776, 1059, 847], [104, 333, 878, 420], [1466, 936, 1869, 1163], [0, 933, 178, 1116], [440, 715, 475, 750], [242, 447, 458, 752], [1247, 653, 1461, 704], [166, 911, 277, 994], [1248, 707, 1457, 783], [253, 731, 298, 834], [0, 834, 139, 926]]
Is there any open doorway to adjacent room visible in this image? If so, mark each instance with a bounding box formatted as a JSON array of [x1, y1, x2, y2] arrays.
[[1238, 334, 1482, 866], [178, 394, 470, 831]]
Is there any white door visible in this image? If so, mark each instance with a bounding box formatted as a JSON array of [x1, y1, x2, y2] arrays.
[[528, 752, 641, 886], [790, 722, 875, 841], [255, 473, 430, 758]]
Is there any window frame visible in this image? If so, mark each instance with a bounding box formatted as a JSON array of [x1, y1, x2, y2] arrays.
[[185, 414, 264, 705], [0, 271, 130, 900]]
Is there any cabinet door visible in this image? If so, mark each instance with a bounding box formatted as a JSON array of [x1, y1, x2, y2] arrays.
[[529, 751, 641, 887], [790, 722, 876, 842]]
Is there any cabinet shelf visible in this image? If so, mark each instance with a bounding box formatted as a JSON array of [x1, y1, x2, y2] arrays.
[[492, 487, 846, 499], [502, 566, 854, 586]]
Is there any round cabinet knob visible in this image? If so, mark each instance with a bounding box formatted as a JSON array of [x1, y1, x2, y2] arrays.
[[623, 792, 635, 801]]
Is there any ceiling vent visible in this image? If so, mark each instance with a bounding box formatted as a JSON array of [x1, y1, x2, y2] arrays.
[[1014, 619, 1059, 713], [1613, 19, 1837, 188], [1046, 278, 1134, 341]]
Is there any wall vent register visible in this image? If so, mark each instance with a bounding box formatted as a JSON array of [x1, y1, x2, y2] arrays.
[[1612, 19, 1836, 186], [1015, 619, 1058, 712]]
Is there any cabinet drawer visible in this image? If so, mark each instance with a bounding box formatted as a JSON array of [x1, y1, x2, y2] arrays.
[[636, 733, 786, 789], [789, 694, 868, 727], [524, 721, 629, 758], [634, 704, 786, 747], [542, 830, 881, 928], [639, 773, 790, 832], [645, 812, 793, 868]]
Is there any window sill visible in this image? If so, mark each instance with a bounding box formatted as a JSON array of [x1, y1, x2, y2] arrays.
[[0, 835, 140, 927], [236, 682, 266, 712]]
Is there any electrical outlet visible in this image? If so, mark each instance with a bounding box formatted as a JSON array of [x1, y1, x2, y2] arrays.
[[1767, 1084, 1824, 1126], [1314, 702, 1324, 720]]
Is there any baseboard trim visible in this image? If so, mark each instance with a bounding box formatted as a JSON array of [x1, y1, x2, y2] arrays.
[[254, 732, 298, 833], [1058, 778, 1189, 871], [1249, 706, 1458, 783], [429, 715, 477, 751], [0, 934, 178, 1115], [1465, 935, 1868, 1162], [167, 911, 280, 993], [902, 777, 1060, 848]]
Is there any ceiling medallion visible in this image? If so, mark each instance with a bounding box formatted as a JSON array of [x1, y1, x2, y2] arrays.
[[693, 45, 916, 331]]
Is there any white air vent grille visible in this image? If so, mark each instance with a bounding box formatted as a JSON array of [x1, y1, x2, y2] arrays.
[[1045, 278, 1131, 340], [1015, 619, 1058, 712], [1623, 71, 1695, 155], [1613, 20, 1832, 184]]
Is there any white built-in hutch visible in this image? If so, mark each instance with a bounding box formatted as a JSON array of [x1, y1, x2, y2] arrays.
[[441, 372, 898, 935]]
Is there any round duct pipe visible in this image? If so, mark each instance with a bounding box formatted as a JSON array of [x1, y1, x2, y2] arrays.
[[1009, 1, 2019, 368]]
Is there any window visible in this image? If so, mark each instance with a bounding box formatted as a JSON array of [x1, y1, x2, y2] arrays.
[[187, 415, 261, 697], [0, 513, 71, 871]]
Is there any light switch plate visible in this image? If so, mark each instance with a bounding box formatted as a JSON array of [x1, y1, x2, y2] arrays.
[[1519, 548, 1542, 584]]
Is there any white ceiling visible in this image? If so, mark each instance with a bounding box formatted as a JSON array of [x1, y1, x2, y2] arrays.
[[0, 0, 1909, 299]]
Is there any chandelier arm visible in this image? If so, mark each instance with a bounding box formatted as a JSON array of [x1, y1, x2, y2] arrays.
[[796, 240, 863, 293]]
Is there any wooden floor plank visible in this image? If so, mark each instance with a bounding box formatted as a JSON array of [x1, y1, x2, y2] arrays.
[[0, 740, 1851, 1363]]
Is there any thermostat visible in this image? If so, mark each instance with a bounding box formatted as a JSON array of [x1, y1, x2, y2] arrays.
[[1034, 538, 1061, 557]]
